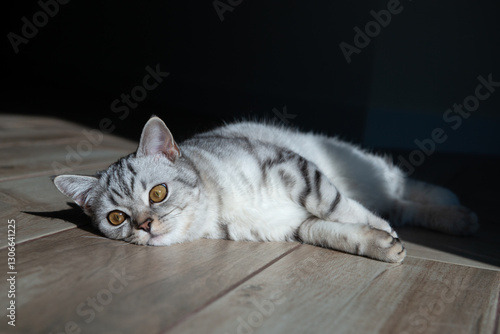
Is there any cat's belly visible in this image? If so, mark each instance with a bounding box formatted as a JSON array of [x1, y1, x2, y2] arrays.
[[220, 197, 308, 242]]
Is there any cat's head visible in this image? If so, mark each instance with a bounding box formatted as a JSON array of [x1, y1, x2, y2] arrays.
[[53, 117, 202, 246]]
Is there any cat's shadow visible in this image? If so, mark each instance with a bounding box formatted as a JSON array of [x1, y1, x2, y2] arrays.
[[23, 203, 103, 236]]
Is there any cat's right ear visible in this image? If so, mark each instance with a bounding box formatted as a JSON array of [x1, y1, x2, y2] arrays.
[[137, 116, 181, 162], [53, 175, 98, 212]]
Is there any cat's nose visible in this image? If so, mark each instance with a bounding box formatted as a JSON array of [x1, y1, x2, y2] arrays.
[[138, 218, 152, 232]]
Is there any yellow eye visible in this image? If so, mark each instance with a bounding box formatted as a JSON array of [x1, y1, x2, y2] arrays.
[[149, 184, 168, 203], [108, 210, 127, 226]]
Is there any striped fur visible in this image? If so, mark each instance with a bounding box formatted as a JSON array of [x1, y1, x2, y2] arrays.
[[53, 117, 479, 263]]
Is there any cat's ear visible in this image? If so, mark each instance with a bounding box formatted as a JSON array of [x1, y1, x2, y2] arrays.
[[53, 175, 98, 212], [137, 116, 181, 162]]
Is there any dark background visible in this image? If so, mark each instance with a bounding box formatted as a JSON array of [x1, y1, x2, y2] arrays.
[[2, 0, 500, 170]]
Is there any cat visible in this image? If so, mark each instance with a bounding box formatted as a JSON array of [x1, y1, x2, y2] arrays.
[[53, 116, 479, 263]]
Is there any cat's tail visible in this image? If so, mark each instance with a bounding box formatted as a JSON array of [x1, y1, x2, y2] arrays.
[[385, 179, 479, 236]]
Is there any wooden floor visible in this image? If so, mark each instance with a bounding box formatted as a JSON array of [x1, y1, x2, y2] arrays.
[[0, 115, 499, 334]]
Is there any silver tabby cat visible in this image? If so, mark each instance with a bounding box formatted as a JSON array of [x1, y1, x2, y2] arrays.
[[54, 116, 479, 263]]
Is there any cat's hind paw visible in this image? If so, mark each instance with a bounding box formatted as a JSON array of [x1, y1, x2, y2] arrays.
[[431, 206, 479, 236]]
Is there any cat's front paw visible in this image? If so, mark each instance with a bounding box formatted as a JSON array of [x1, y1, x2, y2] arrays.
[[364, 227, 406, 263]]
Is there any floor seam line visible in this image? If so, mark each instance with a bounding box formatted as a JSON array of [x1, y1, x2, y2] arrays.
[[0, 162, 118, 183], [406, 254, 500, 272], [159, 243, 302, 334], [0, 225, 89, 251]]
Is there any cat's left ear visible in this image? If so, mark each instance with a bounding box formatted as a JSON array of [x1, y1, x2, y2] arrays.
[[137, 116, 181, 162], [53, 175, 98, 213]]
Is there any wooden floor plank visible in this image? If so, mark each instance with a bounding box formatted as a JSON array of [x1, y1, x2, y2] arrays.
[[0, 114, 133, 149], [0, 114, 83, 131], [0, 114, 137, 181], [0, 168, 111, 249], [169, 244, 500, 334], [0, 116, 83, 148], [405, 241, 500, 271], [0, 141, 135, 181], [0, 228, 298, 334], [399, 226, 500, 271]]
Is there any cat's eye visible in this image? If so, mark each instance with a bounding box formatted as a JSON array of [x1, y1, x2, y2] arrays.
[[108, 210, 127, 226], [149, 184, 168, 203]]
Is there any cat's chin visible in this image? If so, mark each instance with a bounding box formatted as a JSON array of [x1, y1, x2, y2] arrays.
[[146, 233, 173, 246]]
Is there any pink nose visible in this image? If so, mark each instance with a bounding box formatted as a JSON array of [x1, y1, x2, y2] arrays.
[[139, 218, 152, 232]]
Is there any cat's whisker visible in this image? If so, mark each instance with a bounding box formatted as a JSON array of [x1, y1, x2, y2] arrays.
[[159, 207, 182, 220], [163, 212, 184, 220]]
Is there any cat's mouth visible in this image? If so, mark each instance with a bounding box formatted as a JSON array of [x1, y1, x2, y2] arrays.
[[123, 229, 167, 246], [146, 232, 170, 246]]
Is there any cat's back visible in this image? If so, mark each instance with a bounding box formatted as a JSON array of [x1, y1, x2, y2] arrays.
[[180, 121, 366, 174], [182, 121, 405, 210], [187, 121, 314, 152], [179, 121, 309, 189]]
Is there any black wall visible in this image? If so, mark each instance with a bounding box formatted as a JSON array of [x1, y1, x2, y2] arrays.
[[3, 0, 500, 151]]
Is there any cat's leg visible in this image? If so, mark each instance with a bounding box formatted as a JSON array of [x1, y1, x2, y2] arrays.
[[271, 153, 404, 261], [403, 179, 461, 206], [387, 200, 479, 236], [297, 217, 406, 263], [384, 178, 479, 235], [284, 159, 405, 261], [292, 162, 397, 238]]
